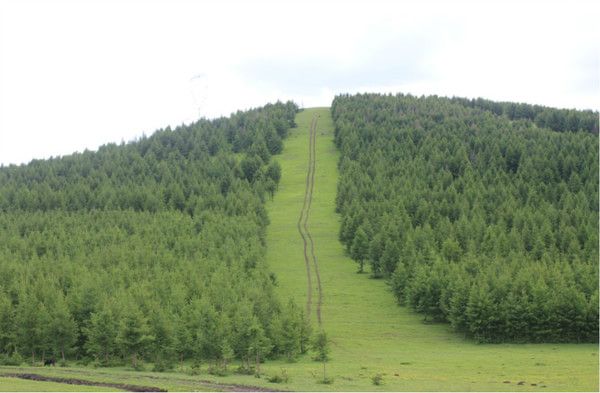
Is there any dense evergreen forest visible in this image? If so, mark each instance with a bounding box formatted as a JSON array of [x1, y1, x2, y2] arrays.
[[0, 102, 313, 371], [332, 93, 599, 343], [449, 96, 598, 134]]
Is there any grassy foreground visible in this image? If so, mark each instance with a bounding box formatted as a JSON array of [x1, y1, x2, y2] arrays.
[[0, 376, 118, 392], [0, 107, 597, 392]]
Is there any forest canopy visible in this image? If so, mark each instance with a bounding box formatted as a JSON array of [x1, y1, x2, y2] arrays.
[[332, 93, 598, 343], [0, 101, 312, 370]]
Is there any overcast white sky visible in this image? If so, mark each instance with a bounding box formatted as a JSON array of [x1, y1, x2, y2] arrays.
[[0, 0, 598, 166]]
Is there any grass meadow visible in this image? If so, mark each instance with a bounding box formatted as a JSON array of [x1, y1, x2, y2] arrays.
[[261, 107, 599, 391]]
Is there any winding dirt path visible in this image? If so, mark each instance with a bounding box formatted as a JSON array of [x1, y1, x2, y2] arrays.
[[1, 372, 283, 392], [305, 116, 322, 325], [2, 373, 166, 392], [297, 115, 322, 325], [297, 116, 315, 320]]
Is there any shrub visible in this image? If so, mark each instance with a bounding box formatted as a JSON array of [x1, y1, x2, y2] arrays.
[[152, 358, 173, 372], [318, 376, 334, 385], [187, 362, 202, 376], [208, 364, 228, 377], [372, 373, 383, 385], [0, 352, 23, 366], [236, 365, 255, 375], [267, 369, 289, 383], [77, 357, 92, 367]]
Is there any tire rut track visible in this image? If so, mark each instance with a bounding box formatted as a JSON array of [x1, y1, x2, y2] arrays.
[[297, 116, 316, 320], [1, 372, 282, 392], [305, 115, 322, 325], [297, 114, 322, 325], [2, 373, 166, 392]]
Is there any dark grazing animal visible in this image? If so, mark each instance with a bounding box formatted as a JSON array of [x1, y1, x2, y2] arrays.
[[43, 358, 56, 366]]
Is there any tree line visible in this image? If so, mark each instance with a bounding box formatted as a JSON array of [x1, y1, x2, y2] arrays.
[[449, 96, 598, 134], [0, 102, 315, 371], [332, 93, 598, 343]]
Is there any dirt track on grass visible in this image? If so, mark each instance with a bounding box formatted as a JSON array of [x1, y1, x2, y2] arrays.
[[2, 372, 284, 392], [2, 373, 166, 392], [297, 115, 322, 325]]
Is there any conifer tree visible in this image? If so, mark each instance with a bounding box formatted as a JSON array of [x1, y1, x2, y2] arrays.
[[350, 227, 369, 273], [48, 295, 77, 362], [117, 304, 154, 368], [85, 302, 119, 365]]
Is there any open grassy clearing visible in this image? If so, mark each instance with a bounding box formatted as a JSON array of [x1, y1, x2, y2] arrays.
[[261, 107, 599, 391]]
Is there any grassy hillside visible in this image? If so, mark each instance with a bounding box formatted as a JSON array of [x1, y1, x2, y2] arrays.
[[262, 107, 599, 391], [0, 105, 597, 392]]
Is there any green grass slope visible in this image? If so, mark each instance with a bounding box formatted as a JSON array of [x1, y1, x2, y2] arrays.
[[263, 107, 599, 391]]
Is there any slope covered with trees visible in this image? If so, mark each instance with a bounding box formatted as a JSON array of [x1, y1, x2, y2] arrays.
[[332, 93, 598, 343], [449, 96, 598, 134], [0, 102, 312, 370]]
